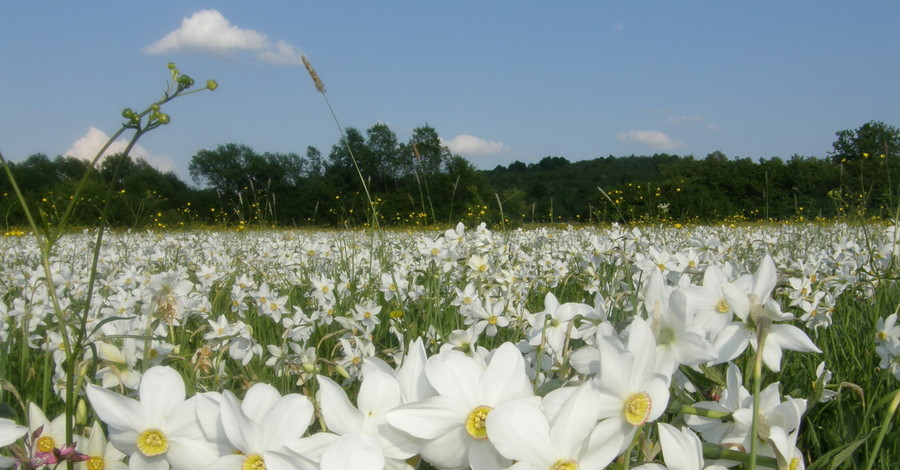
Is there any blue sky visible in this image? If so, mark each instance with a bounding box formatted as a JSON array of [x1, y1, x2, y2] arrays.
[[2, 2, 899, 183]]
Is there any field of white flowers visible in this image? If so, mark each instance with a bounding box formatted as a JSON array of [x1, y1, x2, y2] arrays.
[[1, 222, 899, 470]]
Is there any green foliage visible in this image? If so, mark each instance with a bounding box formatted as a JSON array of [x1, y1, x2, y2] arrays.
[[5, 121, 900, 229]]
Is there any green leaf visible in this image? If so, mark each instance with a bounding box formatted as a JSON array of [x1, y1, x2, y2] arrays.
[[806, 432, 870, 470]]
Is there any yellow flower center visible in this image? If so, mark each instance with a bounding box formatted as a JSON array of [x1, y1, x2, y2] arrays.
[[242, 454, 266, 470], [465, 405, 493, 440], [488, 315, 498, 325], [716, 299, 730, 314], [87, 456, 106, 470], [136, 429, 168, 457], [788, 457, 800, 470], [623, 392, 652, 426], [479, 265, 487, 272], [551, 460, 580, 470], [36, 435, 56, 453]]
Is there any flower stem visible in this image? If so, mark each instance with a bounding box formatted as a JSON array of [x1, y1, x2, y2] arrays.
[[749, 323, 769, 470], [864, 388, 900, 470]]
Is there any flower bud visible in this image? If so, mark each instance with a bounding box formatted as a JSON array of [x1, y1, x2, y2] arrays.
[[334, 364, 350, 379], [121, 108, 135, 119], [156, 113, 170, 125], [206, 79, 218, 91], [75, 399, 87, 426]]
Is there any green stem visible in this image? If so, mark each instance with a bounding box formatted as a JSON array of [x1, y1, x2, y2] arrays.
[[321, 95, 380, 230], [864, 388, 900, 470], [703, 443, 779, 468], [666, 402, 733, 421], [749, 323, 770, 470]]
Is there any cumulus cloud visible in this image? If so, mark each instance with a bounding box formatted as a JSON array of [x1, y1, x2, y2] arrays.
[[66, 127, 175, 173], [441, 135, 509, 156], [616, 130, 682, 151], [144, 9, 301, 65], [256, 39, 303, 65]]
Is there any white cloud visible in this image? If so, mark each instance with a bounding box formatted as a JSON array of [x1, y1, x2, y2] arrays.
[[256, 39, 302, 65], [144, 9, 301, 65], [617, 130, 682, 151], [66, 127, 175, 173], [442, 135, 509, 156]]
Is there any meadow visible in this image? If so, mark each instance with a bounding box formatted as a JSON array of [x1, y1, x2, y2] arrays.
[[0, 220, 898, 470]]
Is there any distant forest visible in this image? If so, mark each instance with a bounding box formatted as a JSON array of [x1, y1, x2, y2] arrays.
[[2, 121, 898, 229]]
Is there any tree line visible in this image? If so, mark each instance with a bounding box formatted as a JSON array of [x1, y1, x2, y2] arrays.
[[1, 121, 898, 229]]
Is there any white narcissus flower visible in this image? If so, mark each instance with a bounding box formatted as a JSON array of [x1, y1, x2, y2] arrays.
[[208, 383, 316, 470], [387, 342, 535, 470], [632, 423, 728, 470], [486, 382, 621, 470], [642, 272, 717, 375], [27, 402, 68, 458], [720, 255, 821, 372], [77, 421, 128, 470], [592, 317, 671, 454], [528, 293, 593, 363], [309, 370, 419, 470], [685, 362, 751, 446], [731, 383, 807, 452], [86, 365, 219, 470]]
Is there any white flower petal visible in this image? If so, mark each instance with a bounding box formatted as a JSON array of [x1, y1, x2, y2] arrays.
[[480, 342, 532, 404], [261, 394, 314, 448], [386, 395, 468, 439], [242, 383, 282, 423], [316, 375, 364, 435], [86, 384, 145, 432], [486, 399, 555, 466], [139, 366, 186, 419], [425, 350, 484, 406], [320, 433, 384, 470]]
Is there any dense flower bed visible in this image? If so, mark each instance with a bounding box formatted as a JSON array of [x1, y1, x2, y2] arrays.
[[0, 222, 898, 469]]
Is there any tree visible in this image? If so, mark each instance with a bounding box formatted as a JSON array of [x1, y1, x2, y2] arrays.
[[188, 143, 261, 194], [405, 125, 452, 176], [830, 121, 900, 164]]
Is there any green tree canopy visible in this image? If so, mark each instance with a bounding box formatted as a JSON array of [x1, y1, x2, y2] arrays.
[[830, 120, 900, 164]]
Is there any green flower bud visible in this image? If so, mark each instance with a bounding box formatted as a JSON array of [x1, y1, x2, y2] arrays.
[[156, 113, 170, 125], [177, 75, 194, 87], [150, 104, 160, 112], [121, 108, 135, 119], [75, 399, 87, 426], [167, 62, 176, 71], [206, 79, 218, 91]]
